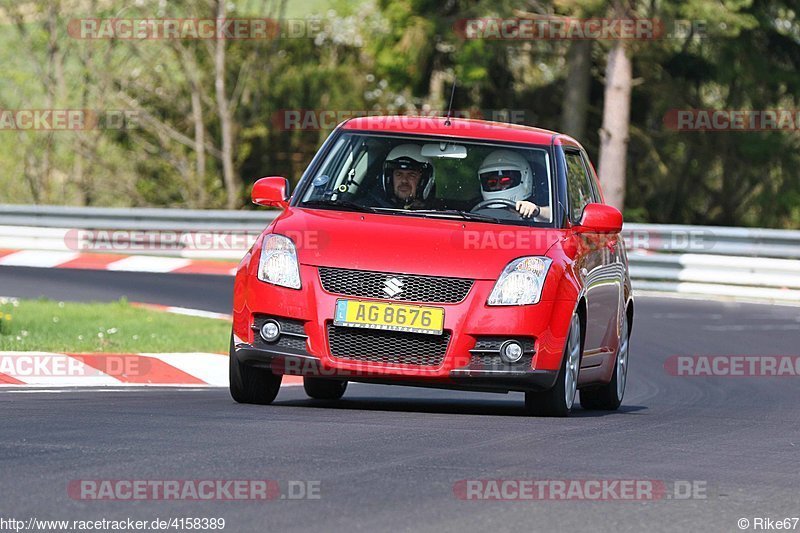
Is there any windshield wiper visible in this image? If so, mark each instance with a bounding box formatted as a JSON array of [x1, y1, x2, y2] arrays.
[[301, 202, 500, 223], [301, 199, 379, 214], [405, 209, 501, 223]]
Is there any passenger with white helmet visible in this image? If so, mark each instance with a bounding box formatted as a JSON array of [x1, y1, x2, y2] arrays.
[[376, 144, 435, 209], [476, 150, 541, 218]]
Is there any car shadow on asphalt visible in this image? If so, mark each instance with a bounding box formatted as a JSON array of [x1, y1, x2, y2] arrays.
[[274, 396, 648, 418]]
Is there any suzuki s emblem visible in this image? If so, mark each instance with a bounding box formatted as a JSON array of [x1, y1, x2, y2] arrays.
[[383, 277, 404, 297]]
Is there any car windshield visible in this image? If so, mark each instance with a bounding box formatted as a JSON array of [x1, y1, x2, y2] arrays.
[[297, 133, 554, 226]]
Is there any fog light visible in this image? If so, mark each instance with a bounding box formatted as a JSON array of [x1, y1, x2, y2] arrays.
[[260, 320, 281, 343], [500, 340, 524, 364]]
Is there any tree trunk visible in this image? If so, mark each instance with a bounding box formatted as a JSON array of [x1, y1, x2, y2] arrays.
[[214, 0, 237, 209], [597, 40, 632, 211], [190, 84, 207, 208], [561, 40, 592, 140], [40, 0, 65, 204], [427, 69, 447, 112]]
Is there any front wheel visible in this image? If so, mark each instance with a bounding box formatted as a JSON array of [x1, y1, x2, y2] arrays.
[[229, 335, 282, 405], [581, 313, 630, 411], [525, 312, 582, 417]]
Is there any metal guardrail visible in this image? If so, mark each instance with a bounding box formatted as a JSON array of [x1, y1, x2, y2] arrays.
[[0, 204, 278, 230], [622, 224, 800, 302], [628, 253, 800, 288], [622, 223, 800, 260], [1, 204, 799, 302], [626, 252, 800, 302]]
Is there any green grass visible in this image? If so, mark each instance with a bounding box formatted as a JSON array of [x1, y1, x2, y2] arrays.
[[0, 298, 230, 353]]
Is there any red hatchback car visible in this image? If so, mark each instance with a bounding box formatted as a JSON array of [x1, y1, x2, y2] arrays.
[[230, 116, 633, 416]]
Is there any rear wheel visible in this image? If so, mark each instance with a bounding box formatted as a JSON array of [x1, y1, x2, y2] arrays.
[[580, 313, 630, 411], [525, 312, 582, 417], [229, 335, 282, 405], [303, 377, 347, 400]]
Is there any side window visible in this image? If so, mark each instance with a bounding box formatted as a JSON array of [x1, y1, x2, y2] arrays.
[[564, 150, 593, 222], [305, 137, 371, 201], [580, 152, 601, 203]]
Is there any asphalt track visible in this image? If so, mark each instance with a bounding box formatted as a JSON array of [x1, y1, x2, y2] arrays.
[[1, 266, 799, 532], [0, 266, 233, 313]]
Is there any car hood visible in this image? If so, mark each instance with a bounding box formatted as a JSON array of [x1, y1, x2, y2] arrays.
[[272, 208, 564, 280]]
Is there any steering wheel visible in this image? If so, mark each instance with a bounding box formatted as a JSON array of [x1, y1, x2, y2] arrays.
[[470, 198, 517, 211]]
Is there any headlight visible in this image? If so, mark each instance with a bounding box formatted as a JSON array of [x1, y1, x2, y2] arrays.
[[487, 257, 552, 306], [257, 234, 301, 289]]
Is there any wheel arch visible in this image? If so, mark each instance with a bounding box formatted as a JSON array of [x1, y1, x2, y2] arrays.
[[575, 296, 587, 352], [625, 296, 634, 335]]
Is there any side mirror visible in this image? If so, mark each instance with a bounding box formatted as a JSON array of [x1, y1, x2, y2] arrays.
[[252, 176, 290, 208], [574, 203, 623, 234]]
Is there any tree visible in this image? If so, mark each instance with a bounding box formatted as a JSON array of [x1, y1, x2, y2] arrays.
[[561, 40, 593, 140], [597, 33, 632, 211]]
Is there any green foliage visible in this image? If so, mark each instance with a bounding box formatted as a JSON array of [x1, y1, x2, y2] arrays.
[[0, 0, 798, 227]]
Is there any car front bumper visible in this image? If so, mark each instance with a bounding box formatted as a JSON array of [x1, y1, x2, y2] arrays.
[[233, 342, 559, 393], [232, 262, 575, 393]]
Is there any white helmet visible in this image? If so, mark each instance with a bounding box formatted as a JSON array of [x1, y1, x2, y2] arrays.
[[382, 144, 435, 200], [478, 150, 533, 203]]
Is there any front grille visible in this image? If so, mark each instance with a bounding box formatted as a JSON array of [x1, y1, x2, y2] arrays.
[[318, 267, 473, 304], [327, 324, 450, 367]]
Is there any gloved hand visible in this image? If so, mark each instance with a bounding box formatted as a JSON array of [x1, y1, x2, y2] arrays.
[[515, 200, 540, 218]]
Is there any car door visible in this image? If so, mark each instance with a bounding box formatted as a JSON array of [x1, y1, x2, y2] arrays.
[[581, 150, 625, 360], [562, 147, 619, 368]]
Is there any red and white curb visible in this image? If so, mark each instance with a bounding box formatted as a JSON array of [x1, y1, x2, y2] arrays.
[[0, 352, 303, 388], [0, 249, 238, 276]]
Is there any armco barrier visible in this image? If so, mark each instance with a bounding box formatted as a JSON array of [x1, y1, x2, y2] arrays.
[[623, 223, 800, 259], [0, 204, 277, 260], [1, 204, 798, 302], [0, 204, 276, 231], [621, 224, 800, 302]]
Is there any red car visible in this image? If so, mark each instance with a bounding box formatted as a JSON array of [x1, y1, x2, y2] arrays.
[[230, 116, 633, 416]]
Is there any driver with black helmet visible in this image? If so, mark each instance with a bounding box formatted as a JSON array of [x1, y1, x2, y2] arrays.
[[375, 144, 435, 210]]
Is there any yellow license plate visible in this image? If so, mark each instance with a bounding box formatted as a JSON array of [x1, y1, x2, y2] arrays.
[[334, 300, 444, 335]]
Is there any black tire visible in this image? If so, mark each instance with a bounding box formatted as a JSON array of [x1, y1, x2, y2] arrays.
[[229, 335, 282, 405], [580, 313, 630, 411], [303, 377, 347, 400], [525, 313, 582, 417]]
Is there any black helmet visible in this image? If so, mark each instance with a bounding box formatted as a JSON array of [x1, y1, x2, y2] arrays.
[[382, 144, 435, 200]]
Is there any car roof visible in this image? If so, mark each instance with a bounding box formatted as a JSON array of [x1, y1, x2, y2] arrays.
[[341, 116, 565, 146]]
